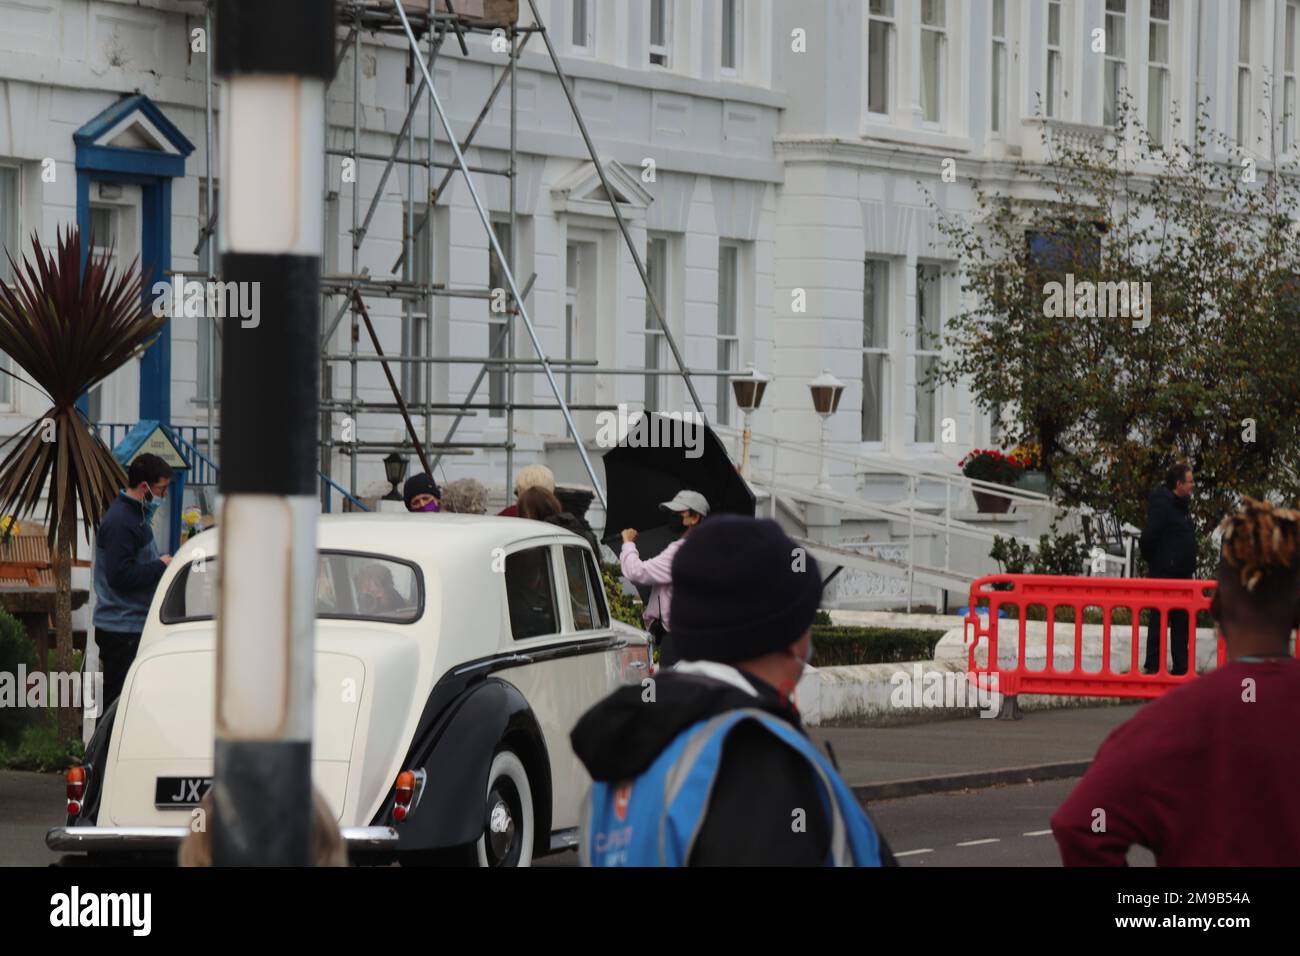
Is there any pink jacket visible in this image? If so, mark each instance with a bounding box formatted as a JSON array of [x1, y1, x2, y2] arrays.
[[619, 537, 684, 631]]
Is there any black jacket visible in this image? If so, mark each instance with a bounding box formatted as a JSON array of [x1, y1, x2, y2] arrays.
[[92, 493, 166, 631], [1139, 486, 1197, 578], [544, 511, 601, 555], [571, 666, 895, 866]]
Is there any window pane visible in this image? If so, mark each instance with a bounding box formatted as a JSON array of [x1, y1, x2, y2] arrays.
[[1239, 0, 1251, 64], [868, 21, 891, 113], [917, 264, 941, 343], [1047, 50, 1061, 117], [1288, 4, 1297, 72], [645, 237, 667, 410], [915, 355, 937, 443], [993, 0, 1005, 36], [1048, 2, 1061, 45], [921, 31, 942, 122], [572, 0, 587, 46], [488, 222, 512, 418], [1148, 67, 1167, 146], [1286, 78, 1296, 150], [506, 548, 559, 639], [161, 554, 424, 624], [563, 547, 596, 631], [651, 0, 665, 44], [992, 43, 1005, 132], [921, 0, 945, 28], [862, 352, 885, 442], [1238, 67, 1252, 143], [583, 549, 610, 628], [869, 0, 893, 15], [721, 0, 738, 69], [717, 244, 738, 427]]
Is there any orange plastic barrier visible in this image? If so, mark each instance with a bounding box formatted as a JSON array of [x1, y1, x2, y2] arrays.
[[964, 574, 1217, 701]]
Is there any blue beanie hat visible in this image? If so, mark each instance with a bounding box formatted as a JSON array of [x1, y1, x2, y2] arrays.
[[669, 515, 823, 662]]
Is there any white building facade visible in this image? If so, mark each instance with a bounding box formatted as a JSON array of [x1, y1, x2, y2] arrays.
[[0, 0, 1288, 532]]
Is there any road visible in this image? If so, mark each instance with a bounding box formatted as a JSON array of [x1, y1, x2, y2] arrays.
[[4, 770, 1151, 867]]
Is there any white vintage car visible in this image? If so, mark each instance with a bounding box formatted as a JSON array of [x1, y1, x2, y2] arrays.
[[47, 514, 650, 866]]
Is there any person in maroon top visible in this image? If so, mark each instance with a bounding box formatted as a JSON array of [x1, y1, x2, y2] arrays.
[[1052, 497, 1300, 866]]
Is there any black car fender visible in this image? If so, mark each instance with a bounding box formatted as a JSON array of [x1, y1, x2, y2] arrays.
[[381, 676, 552, 854], [70, 699, 119, 827]]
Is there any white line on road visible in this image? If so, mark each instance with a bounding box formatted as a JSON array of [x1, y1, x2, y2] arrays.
[[894, 848, 934, 857], [1023, 829, 1053, 837], [955, 838, 1000, 847]]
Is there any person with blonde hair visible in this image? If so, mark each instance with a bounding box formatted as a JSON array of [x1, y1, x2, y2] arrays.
[[1052, 496, 1300, 865], [499, 463, 555, 517]]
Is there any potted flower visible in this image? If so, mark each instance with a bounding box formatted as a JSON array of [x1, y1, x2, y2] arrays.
[[181, 508, 205, 543], [1009, 443, 1049, 495], [958, 448, 1023, 513]]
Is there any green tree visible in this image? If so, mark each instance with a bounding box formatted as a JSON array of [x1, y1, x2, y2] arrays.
[[930, 97, 1300, 543]]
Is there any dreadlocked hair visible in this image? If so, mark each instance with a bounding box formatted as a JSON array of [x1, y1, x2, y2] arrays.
[[1217, 497, 1300, 593]]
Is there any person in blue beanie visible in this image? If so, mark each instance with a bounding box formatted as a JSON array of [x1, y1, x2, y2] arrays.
[[572, 515, 895, 866]]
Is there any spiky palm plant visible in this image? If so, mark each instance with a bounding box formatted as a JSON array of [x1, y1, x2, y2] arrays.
[[0, 226, 167, 742]]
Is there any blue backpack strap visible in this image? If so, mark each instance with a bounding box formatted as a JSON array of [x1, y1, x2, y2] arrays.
[[660, 708, 883, 867]]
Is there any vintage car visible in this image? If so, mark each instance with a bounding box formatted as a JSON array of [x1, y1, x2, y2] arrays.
[[47, 514, 650, 866]]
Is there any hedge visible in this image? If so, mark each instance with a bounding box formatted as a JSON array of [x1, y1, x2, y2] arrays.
[[810, 625, 948, 666]]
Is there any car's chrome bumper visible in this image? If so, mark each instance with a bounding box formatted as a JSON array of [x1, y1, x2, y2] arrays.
[[46, 825, 400, 854]]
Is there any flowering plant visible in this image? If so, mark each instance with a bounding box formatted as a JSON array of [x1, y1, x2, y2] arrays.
[[181, 508, 205, 541], [958, 448, 1025, 485], [1007, 443, 1042, 471]]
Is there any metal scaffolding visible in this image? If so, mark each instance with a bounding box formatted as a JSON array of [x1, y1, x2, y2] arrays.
[[195, 0, 720, 511]]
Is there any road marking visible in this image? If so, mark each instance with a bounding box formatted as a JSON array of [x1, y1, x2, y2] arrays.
[[1023, 829, 1053, 837], [894, 848, 934, 857], [955, 838, 1000, 847]]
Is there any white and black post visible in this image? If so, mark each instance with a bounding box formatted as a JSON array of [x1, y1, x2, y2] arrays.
[[212, 0, 333, 866]]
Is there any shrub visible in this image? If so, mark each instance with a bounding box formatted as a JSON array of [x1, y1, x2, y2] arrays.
[[810, 626, 948, 666], [601, 563, 645, 630], [0, 608, 37, 748], [0, 709, 84, 772]]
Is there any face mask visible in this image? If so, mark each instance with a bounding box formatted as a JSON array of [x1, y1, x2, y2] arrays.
[[143, 491, 161, 523], [418, 500, 440, 513]]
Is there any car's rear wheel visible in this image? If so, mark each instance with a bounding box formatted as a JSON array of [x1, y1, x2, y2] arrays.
[[476, 749, 533, 868]]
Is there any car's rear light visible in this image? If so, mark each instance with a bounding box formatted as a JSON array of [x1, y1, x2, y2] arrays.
[[393, 770, 416, 823], [66, 766, 87, 817]]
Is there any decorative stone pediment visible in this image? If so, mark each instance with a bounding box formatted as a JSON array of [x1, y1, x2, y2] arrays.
[[550, 160, 653, 218]]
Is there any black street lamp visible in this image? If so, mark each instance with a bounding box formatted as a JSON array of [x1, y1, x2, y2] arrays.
[[383, 453, 408, 501]]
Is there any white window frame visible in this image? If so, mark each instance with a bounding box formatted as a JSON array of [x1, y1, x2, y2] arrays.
[[644, 235, 669, 412], [570, 0, 594, 55], [866, 0, 897, 120], [720, 0, 742, 77], [649, 0, 671, 68], [1103, 0, 1128, 128], [716, 242, 741, 426], [1046, 0, 1065, 118], [1147, 0, 1171, 147], [403, 201, 432, 407], [1238, 0, 1254, 147], [912, 262, 943, 446], [920, 0, 948, 127], [1286, 1, 1298, 152], [862, 258, 891, 446], [991, 0, 1009, 136]]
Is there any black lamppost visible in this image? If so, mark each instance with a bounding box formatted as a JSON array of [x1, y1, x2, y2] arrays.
[[729, 365, 770, 478], [383, 453, 408, 501]]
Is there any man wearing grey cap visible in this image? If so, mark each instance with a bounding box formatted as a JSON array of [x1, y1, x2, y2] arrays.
[[619, 488, 710, 668]]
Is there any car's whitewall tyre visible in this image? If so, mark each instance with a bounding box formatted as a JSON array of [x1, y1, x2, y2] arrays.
[[477, 749, 533, 868]]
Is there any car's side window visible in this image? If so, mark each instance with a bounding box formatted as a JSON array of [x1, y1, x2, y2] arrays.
[[582, 548, 610, 629], [505, 546, 560, 640], [562, 546, 596, 631]]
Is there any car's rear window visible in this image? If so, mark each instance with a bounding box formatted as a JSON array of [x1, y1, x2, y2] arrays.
[[160, 551, 424, 624]]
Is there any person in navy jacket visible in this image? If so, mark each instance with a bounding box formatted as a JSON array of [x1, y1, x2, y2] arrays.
[[93, 453, 173, 711], [1139, 462, 1198, 673], [573, 515, 894, 866]]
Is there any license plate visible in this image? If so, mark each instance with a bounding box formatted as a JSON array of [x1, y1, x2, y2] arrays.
[[155, 776, 213, 809]]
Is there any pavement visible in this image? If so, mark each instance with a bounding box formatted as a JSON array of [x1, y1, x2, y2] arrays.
[[1, 703, 1142, 867], [808, 700, 1140, 797]]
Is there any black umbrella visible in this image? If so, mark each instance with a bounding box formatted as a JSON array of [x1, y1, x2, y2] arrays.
[[601, 413, 756, 572]]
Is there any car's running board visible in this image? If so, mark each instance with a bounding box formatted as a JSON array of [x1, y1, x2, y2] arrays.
[[549, 827, 578, 852]]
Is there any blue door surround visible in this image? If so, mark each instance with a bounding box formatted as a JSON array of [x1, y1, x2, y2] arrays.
[[73, 94, 195, 425]]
